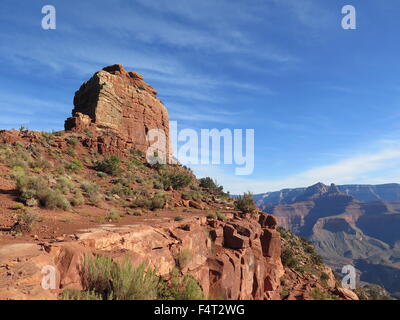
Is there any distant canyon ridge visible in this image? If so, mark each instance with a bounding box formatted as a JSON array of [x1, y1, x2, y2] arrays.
[[254, 182, 400, 296]]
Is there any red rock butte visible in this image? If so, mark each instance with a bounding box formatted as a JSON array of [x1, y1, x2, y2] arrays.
[[64, 64, 170, 157]]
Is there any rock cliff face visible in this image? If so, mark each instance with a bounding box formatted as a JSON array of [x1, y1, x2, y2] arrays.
[[255, 182, 400, 296], [65, 64, 170, 158], [0, 213, 284, 300]]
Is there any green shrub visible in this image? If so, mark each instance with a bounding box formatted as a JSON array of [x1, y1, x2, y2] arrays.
[[16, 176, 47, 204], [111, 183, 133, 197], [12, 210, 38, 233], [94, 155, 121, 175], [174, 215, 184, 222], [182, 191, 202, 201], [65, 160, 84, 173], [66, 147, 76, 157], [158, 269, 203, 300], [215, 212, 227, 221], [81, 255, 159, 300], [160, 172, 192, 190], [234, 192, 257, 214], [175, 250, 193, 270], [281, 248, 299, 268], [39, 189, 71, 210], [199, 177, 225, 196], [150, 193, 167, 210], [71, 190, 85, 206], [55, 176, 73, 194], [81, 181, 102, 205], [207, 212, 217, 219], [105, 208, 120, 222], [11, 203, 25, 210], [61, 289, 102, 300]]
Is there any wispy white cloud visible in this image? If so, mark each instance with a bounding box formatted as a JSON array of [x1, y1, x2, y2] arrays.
[[190, 143, 400, 194]]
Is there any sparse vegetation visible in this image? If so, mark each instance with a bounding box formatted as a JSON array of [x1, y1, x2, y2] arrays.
[[175, 249, 193, 270], [234, 192, 257, 214], [65, 160, 84, 173], [160, 171, 192, 190], [66, 254, 203, 300], [16, 175, 70, 210], [281, 248, 299, 268], [12, 209, 38, 233], [94, 155, 121, 176]]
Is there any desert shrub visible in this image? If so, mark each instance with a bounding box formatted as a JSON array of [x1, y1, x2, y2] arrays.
[[10, 166, 26, 180], [174, 215, 184, 222], [111, 260, 159, 300], [61, 289, 102, 300], [94, 155, 121, 175], [160, 172, 192, 190], [207, 212, 217, 219], [65, 147, 76, 157], [71, 190, 85, 206], [11, 203, 25, 210], [81, 255, 159, 300], [153, 180, 164, 190], [110, 183, 133, 197], [67, 136, 79, 146], [16, 176, 47, 203], [199, 177, 225, 195], [281, 248, 299, 268], [65, 160, 84, 173], [81, 181, 102, 205], [182, 191, 202, 201], [311, 253, 324, 265], [158, 269, 203, 300], [129, 193, 167, 211], [149, 193, 167, 210], [129, 148, 145, 158], [126, 209, 143, 216], [96, 171, 107, 178], [105, 208, 120, 222], [82, 255, 114, 299], [12, 210, 38, 233], [66, 255, 204, 300], [39, 189, 71, 210], [29, 157, 51, 171], [55, 176, 73, 194], [215, 212, 227, 221], [321, 272, 329, 281], [175, 250, 193, 270], [234, 192, 257, 214], [310, 288, 335, 300]]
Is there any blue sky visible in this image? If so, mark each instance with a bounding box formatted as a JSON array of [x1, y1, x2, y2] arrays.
[[1, 0, 400, 194]]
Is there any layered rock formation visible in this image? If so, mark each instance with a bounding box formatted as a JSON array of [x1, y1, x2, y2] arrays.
[[255, 182, 400, 296], [64, 64, 170, 158], [0, 213, 284, 300]]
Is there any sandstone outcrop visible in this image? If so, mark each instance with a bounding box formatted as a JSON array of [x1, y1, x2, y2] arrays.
[[0, 213, 284, 300], [64, 64, 170, 158]]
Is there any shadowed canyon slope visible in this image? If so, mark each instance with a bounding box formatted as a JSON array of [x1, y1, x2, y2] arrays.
[[255, 183, 400, 296]]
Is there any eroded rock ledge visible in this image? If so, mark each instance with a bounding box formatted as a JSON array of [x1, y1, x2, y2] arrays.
[[0, 213, 284, 300]]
